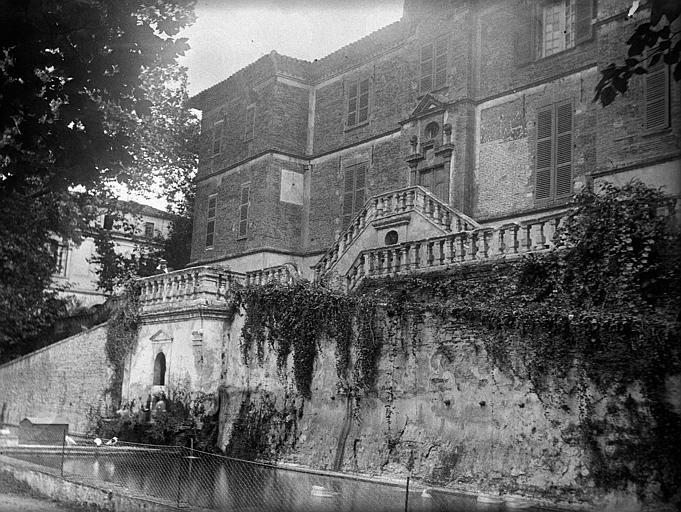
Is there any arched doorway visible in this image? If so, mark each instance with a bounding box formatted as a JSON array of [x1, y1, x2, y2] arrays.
[[153, 352, 166, 385]]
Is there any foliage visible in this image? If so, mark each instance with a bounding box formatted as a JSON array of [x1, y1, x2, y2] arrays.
[[236, 181, 680, 498], [90, 213, 165, 294], [89, 386, 219, 449], [104, 281, 141, 408], [0, 0, 195, 197], [225, 391, 300, 461], [0, 0, 197, 362], [236, 281, 383, 400], [595, 0, 680, 106], [0, 192, 78, 362]]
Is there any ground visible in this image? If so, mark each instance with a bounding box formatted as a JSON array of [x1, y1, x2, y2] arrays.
[[0, 472, 88, 512]]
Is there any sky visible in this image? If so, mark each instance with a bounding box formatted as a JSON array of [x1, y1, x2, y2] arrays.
[[127, 0, 404, 208], [179, 0, 404, 97]]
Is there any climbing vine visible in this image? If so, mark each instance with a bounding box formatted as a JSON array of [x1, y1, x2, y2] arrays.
[[104, 280, 141, 409], [235, 180, 680, 499]]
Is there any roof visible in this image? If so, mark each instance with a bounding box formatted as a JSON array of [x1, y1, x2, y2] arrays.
[[188, 18, 408, 110], [114, 200, 176, 221], [21, 417, 69, 425]]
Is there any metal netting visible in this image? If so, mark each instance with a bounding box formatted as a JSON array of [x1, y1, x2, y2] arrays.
[[1, 428, 491, 511]]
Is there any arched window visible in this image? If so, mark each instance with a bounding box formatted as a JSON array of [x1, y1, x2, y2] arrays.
[[153, 352, 166, 386]]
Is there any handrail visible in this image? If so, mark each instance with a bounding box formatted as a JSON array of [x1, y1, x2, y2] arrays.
[[345, 211, 567, 290], [313, 186, 479, 280], [138, 266, 244, 313]]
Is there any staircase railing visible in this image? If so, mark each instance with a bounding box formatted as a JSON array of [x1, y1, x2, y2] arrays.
[[313, 186, 479, 281], [345, 211, 566, 290]]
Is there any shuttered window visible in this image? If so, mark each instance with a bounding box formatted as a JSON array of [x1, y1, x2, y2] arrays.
[[342, 163, 367, 227], [645, 62, 669, 132], [238, 184, 250, 239], [206, 194, 217, 248], [420, 37, 448, 94], [244, 105, 256, 141], [347, 78, 370, 127], [535, 100, 573, 201]]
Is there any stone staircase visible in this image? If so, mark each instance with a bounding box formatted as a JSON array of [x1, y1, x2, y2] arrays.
[[313, 186, 479, 282]]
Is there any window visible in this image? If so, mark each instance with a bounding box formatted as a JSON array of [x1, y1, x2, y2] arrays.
[[645, 61, 669, 132], [238, 184, 250, 239], [419, 37, 448, 93], [516, 0, 592, 63], [103, 214, 114, 230], [49, 239, 68, 276], [144, 222, 155, 238], [411, 166, 449, 203], [212, 120, 223, 156], [540, 0, 574, 57], [244, 105, 256, 141], [347, 78, 370, 128], [535, 100, 573, 202], [206, 194, 217, 248], [153, 352, 166, 386], [342, 163, 367, 227]]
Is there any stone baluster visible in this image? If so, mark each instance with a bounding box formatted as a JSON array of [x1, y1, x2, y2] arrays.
[[407, 189, 415, 210], [479, 230, 490, 260], [447, 237, 456, 263], [497, 226, 507, 256], [402, 243, 411, 271], [536, 220, 548, 250], [368, 251, 376, 278], [437, 239, 446, 266], [522, 224, 533, 253], [413, 241, 422, 269]]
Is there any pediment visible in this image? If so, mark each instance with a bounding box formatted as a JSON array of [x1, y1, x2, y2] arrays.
[[407, 93, 449, 120], [150, 330, 173, 344]]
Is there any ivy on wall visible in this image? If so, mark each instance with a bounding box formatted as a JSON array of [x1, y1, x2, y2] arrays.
[[104, 281, 141, 409], [236, 180, 680, 500]]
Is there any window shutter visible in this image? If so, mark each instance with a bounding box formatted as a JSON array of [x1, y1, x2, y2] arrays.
[[434, 38, 448, 89], [244, 105, 255, 141], [206, 195, 217, 247], [347, 82, 358, 127], [342, 166, 355, 227], [420, 43, 434, 93], [574, 0, 593, 45], [645, 63, 669, 131], [515, 1, 537, 65], [354, 164, 367, 211], [358, 79, 370, 124], [555, 101, 573, 197], [535, 107, 553, 200], [239, 186, 250, 238], [433, 166, 449, 203], [212, 122, 223, 155]]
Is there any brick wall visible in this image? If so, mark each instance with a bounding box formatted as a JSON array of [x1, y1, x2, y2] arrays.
[[475, 69, 599, 220], [0, 325, 112, 433]]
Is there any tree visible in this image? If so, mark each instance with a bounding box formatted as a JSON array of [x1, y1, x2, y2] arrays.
[[594, 0, 681, 106], [0, 0, 196, 361]]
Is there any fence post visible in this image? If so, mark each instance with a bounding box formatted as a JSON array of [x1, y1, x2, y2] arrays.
[[60, 428, 66, 477], [176, 448, 183, 508], [404, 476, 409, 512]]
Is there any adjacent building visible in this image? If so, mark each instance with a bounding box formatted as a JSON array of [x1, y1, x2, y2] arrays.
[[49, 201, 174, 307]]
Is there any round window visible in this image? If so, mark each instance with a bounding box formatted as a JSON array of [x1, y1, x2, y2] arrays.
[[424, 121, 439, 139], [384, 230, 399, 245]]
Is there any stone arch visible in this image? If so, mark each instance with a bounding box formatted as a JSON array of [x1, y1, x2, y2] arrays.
[[153, 352, 166, 386]]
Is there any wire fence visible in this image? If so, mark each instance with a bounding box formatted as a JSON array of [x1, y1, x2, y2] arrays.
[[1, 426, 475, 512]]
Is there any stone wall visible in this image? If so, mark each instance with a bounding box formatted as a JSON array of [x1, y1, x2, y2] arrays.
[[0, 325, 112, 433]]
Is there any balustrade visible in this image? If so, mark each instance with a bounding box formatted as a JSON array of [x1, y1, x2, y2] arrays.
[[345, 211, 567, 290], [138, 266, 242, 313], [314, 186, 480, 280]]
